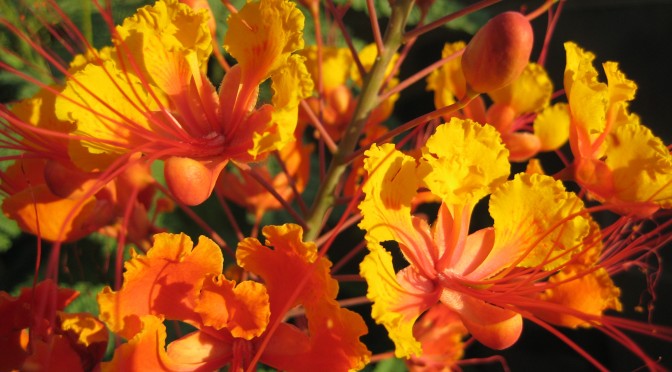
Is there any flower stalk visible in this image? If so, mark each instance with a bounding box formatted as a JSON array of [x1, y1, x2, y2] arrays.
[[304, 0, 415, 241]]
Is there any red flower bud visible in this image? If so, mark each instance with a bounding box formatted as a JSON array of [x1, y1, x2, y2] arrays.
[[461, 11, 533, 93]]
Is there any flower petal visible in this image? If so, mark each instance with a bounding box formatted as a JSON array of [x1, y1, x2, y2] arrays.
[[420, 118, 510, 208], [360, 244, 441, 358], [97, 233, 223, 338], [196, 274, 270, 340]]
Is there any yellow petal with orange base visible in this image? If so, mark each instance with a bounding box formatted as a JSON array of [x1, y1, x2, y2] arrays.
[[115, 0, 212, 78], [56, 60, 158, 170], [358, 143, 423, 246], [251, 54, 313, 159], [360, 244, 442, 358], [225, 0, 304, 85], [469, 173, 590, 279]]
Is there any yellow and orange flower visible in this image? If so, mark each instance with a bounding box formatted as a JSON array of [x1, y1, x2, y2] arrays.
[[359, 118, 596, 357], [564, 42, 672, 215], [54, 0, 312, 206]]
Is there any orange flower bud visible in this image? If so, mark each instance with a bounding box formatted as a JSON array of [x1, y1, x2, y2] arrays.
[[164, 156, 228, 206], [461, 12, 533, 93]]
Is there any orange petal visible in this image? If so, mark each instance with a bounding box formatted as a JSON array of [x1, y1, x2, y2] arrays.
[[102, 315, 182, 372], [97, 233, 223, 338], [166, 330, 232, 369], [196, 274, 270, 340], [440, 289, 522, 350], [22, 335, 84, 372]]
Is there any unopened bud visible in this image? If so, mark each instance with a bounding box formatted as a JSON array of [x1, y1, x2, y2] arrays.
[[164, 156, 227, 206], [461, 12, 533, 93]]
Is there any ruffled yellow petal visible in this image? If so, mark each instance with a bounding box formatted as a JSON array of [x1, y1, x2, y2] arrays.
[[605, 122, 672, 209], [533, 103, 570, 151], [563, 42, 598, 98], [488, 62, 552, 114], [426, 42, 466, 108], [475, 174, 590, 277], [225, 0, 304, 84], [298, 46, 352, 92], [603, 61, 637, 107], [420, 118, 510, 207], [115, 0, 212, 80], [250, 54, 313, 158], [360, 244, 441, 358]]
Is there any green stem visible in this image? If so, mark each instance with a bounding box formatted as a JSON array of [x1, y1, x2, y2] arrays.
[[81, 0, 93, 46], [304, 0, 415, 241]]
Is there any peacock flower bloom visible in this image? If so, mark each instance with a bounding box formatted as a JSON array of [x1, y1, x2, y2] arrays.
[[217, 135, 313, 223], [359, 118, 593, 357], [0, 280, 108, 371], [564, 42, 672, 215], [98, 225, 370, 371], [55, 0, 313, 206]]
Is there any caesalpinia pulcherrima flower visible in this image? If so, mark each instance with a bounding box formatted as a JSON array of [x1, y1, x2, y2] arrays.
[[55, 0, 312, 206], [359, 117, 597, 356], [564, 42, 672, 216], [97, 224, 370, 371]]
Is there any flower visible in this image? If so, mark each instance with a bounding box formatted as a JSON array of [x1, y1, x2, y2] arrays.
[[564, 42, 672, 215], [98, 225, 370, 371], [54, 0, 313, 206], [359, 118, 592, 357]]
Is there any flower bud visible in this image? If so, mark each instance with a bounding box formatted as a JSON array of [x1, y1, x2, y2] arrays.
[[164, 156, 227, 206], [461, 11, 533, 93]]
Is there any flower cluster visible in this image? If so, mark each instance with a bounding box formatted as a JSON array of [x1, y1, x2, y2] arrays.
[[1, 0, 671, 371]]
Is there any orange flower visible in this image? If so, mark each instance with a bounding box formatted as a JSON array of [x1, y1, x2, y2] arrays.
[[99, 225, 370, 371]]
